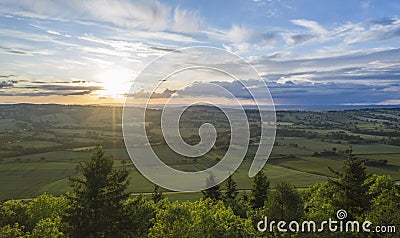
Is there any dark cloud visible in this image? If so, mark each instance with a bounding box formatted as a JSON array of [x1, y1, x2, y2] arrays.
[[0, 46, 29, 55], [23, 85, 103, 91], [260, 32, 276, 44], [153, 77, 399, 106], [0, 74, 17, 78], [126, 88, 176, 98], [365, 17, 397, 26], [150, 46, 176, 52], [0, 81, 14, 88], [0, 81, 103, 97], [285, 34, 315, 45]]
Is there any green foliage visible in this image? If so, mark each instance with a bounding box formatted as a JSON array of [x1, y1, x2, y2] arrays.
[[0, 223, 25, 238], [0, 200, 27, 228], [66, 146, 130, 237], [251, 170, 270, 209], [364, 175, 400, 230], [26, 193, 68, 228], [223, 174, 238, 202], [328, 147, 370, 219], [121, 195, 156, 237], [229, 197, 251, 219], [30, 217, 64, 238], [265, 181, 303, 222], [148, 199, 255, 238], [304, 182, 336, 221]]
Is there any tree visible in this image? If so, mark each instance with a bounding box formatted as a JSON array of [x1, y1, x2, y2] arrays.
[[222, 175, 249, 218], [328, 147, 370, 219], [121, 195, 156, 238], [201, 174, 222, 201], [66, 146, 129, 237], [265, 181, 303, 222], [0, 200, 27, 228], [223, 174, 238, 202], [26, 193, 68, 229], [364, 175, 400, 229], [152, 185, 164, 204], [250, 170, 270, 209], [148, 199, 255, 237], [0, 223, 25, 238], [30, 217, 64, 238], [304, 182, 336, 221]]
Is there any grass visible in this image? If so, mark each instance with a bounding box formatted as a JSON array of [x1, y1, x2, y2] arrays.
[[0, 162, 76, 199], [0, 105, 399, 200], [2, 140, 60, 149]]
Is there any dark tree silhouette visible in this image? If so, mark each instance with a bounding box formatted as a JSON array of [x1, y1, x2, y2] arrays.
[[223, 174, 238, 202], [202, 174, 222, 201], [250, 170, 270, 209], [66, 146, 129, 237], [328, 147, 370, 219]]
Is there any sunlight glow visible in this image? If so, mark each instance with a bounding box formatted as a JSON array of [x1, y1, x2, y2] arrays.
[[96, 68, 133, 97]]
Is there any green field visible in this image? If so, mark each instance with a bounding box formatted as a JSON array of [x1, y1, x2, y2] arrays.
[[0, 104, 399, 200]]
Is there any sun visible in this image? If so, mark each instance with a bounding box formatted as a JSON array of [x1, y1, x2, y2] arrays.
[[96, 68, 133, 97]]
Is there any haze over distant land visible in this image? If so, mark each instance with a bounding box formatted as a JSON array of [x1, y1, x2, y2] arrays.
[[0, 0, 399, 107]]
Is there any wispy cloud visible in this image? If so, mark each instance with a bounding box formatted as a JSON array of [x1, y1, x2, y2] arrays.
[[290, 19, 328, 35], [173, 7, 203, 33]]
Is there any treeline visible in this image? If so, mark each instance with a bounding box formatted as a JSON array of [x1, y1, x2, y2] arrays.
[[1, 147, 399, 237], [277, 128, 400, 146]]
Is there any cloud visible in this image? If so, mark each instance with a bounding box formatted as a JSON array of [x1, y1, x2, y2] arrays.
[[46, 30, 62, 36], [0, 0, 205, 34], [212, 25, 276, 53], [173, 7, 203, 33], [366, 17, 397, 26], [225, 25, 255, 43], [252, 47, 400, 75], [82, 0, 171, 30], [334, 17, 400, 44], [0, 46, 54, 56], [0, 75, 17, 78], [290, 19, 327, 35], [132, 76, 399, 106], [0, 80, 103, 97], [283, 34, 315, 45], [0, 81, 14, 88], [349, 26, 400, 43], [127, 88, 177, 99]]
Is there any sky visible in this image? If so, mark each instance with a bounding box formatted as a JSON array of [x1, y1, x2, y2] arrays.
[[0, 0, 399, 106]]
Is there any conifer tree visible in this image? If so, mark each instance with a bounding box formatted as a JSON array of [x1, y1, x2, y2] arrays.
[[202, 174, 222, 201], [66, 146, 129, 237], [329, 147, 370, 219], [250, 170, 270, 209], [223, 174, 238, 202]]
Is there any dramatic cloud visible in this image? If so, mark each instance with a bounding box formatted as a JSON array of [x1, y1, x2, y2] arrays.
[[170, 79, 399, 106], [0, 1, 399, 106]]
